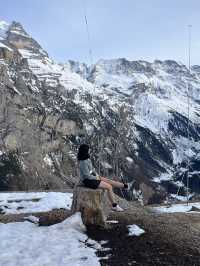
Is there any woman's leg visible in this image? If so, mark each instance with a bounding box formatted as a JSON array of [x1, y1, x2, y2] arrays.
[[100, 176, 124, 189], [98, 181, 116, 205]]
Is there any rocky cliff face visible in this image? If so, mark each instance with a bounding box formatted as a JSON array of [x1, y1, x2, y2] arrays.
[[0, 20, 199, 204]]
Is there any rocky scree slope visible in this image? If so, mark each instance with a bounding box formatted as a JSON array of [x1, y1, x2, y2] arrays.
[[0, 20, 200, 204]]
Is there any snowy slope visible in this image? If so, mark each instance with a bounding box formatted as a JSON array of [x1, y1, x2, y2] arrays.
[[87, 59, 200, 194], [91, 59, 200, 130]]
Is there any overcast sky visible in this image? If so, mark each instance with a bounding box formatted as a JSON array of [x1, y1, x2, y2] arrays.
[[1, 0, 200, 65]]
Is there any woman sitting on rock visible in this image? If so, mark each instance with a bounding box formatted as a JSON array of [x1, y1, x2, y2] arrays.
[[77, 143, 128, 212]]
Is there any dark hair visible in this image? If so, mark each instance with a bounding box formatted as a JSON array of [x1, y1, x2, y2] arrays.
[[77, 144, 90, 161]]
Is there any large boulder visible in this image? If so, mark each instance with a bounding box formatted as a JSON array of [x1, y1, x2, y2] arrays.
[[139, 182, 166, 205], [71, 185, 111, 227]]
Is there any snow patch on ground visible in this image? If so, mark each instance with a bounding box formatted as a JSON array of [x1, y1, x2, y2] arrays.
[[127, 224, 145, 236], [0, 192, 73, 214], [24, 215, 39, 224], [170, 193, 194, 201], [106, 220, 119, 224], [0, 212, 100, 266], [152, 202, 200, 213]]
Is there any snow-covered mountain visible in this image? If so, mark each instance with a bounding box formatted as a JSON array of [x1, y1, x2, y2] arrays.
[[0, 20, 200, 204]]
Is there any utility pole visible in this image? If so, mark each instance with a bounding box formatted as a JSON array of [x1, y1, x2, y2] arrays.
[[186, 24, 192, 206]]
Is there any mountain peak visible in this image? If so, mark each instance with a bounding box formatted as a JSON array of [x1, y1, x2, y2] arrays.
[[0, 20, 48, 58], [0, 20, 30, 40], [8, 21, 31, 39]]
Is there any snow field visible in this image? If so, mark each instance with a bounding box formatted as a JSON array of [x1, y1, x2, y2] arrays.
[[0, 212, 100, 266], [0, 192, 73, 214]]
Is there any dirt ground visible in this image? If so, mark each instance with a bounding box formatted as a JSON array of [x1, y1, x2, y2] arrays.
[[87, 222, 200, 266], [85, 199, 200, 266]]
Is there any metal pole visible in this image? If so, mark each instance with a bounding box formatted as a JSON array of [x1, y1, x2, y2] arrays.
[[186, 25, 192, 206]]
